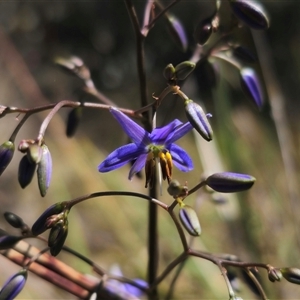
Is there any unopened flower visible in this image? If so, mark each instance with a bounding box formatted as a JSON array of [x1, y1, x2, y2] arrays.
[[0, 269, 27, 300], [37, 144, 52, 197], [0, 141, 15, 176], [179, 205, 201, 236], [98, 108, 193, 188]]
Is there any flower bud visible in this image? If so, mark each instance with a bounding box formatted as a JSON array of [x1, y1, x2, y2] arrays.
[[230, 0, 269, 30], [205, 172, 255, 193], [0, 235, 23, 250], [0, 141, 14, 176], [240, 68, 263, 109], [4, 212, 25, 229], [194, 20, 212, 45], [174, 61, 196, 81], [185, 100, 213, 141], [163, 64, 176, 82], [18, 155, 36, 189], [281, 267, 300, 285], [66, 107, 82, 137], [268, 268, 282, 282], [0, 269, 27, 300], [31, 202, 68, 236], [166, 15, 188, 52], [48, 220, 68, 256], [37, 144, 52, 197], [179, 205, 201, 236], [167, 180, 188, 197], [27, 144, 42, 164]]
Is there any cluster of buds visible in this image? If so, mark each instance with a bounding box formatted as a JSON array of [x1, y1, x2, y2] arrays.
[[31, 202, 69, 256], [18, 139, 52, 197]]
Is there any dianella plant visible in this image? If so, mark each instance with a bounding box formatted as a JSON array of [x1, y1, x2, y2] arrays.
[[0, 0, 300, 299]]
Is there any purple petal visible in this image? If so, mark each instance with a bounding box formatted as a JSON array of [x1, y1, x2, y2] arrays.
[[168, 144, 193, 171], [99, 144, 146, 172], [165, 122, 193, 145], [128, 153, 148, 180], [167, 15, 188, 52], [150, 119, 181, 144], [110, 107, 150, 146]]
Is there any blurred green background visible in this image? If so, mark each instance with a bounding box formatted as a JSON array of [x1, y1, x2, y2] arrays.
[[0, 0, 300, 299]]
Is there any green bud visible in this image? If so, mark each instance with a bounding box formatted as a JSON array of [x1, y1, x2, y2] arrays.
[[48, 219, 68, 256], [27, 144, 43, 164], [37, 144, 52, 197], [163, 64, 176, 81], [281, 267, 300, 285], [268, 268, 282, 282], [179, 205, 201, 236], [230, 0, 269, 30], [174, 61, 196, 81], [167, 180, 188, 197], [205, 172, 255, 193], [0, 141, 15, 176], [4, 212, 25, 229]]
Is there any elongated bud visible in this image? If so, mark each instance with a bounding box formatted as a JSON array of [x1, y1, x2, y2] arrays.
[[163, 64, 176, 81], [166, 15, 188, 52], [4, 212, 25, 229], [167, 180, 188, 197], [37, 144, 52, 197], [268, 268, 282, 282], [0, 235, 23, 250], [281, 267, 300, 285], [48, 220, 68, 256], [205, 172, 255, 193], [27, 144, 42, 164], [179, 205, 201, 236], [185, 100, 213, 141], [240, 68, 263, 109], [174, 61, 196, 81], [18, 155, 36, 189], [0, 269, 27, 300], [66, 107, 82, 137], [31, 202, 68, 236], [230, 0, 269, 30], [0, 141, 14, 176]]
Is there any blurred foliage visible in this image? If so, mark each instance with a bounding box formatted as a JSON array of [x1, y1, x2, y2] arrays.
[[0, 0, 300, 299]]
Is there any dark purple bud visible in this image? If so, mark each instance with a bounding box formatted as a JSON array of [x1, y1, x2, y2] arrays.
[[174, 61, 196, 81], [66, 107, 82, 138], [166, 15, 188, 52], [268, 268, 282, 282], [0, 269, 27, 300], [163, 64, 176, 82], [240, 68, 263, 109], [27, 144, 42, 164], [18, 155, 36, 189], [232, 45, 257, 63], [31, 202, 68, 236], [185, 100, 213, 141], [124, 279, 148, 298], [194, 20, 212, 45], [37, 144, 52, 197], [48, 220, 68, 256], [205, 172, 255, 193], [0, 141, 14, 176], [0, 235, 23, 250], [230, 0, 269, 30], [281, 267, 300, 285], [179, 205, 201, 236], [4, 212, 25, 229]]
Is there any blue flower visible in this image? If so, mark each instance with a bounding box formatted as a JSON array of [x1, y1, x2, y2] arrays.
[[98, 107, 193, 187]]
